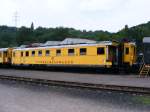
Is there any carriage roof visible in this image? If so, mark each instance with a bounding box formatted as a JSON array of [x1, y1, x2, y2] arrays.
[[13, 41, 118, 51]]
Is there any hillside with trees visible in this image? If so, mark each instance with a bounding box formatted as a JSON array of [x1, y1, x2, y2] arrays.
[[0, 21, 150, 51]]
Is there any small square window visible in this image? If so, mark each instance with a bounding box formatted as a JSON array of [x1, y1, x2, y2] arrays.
[[97, 47, 105, 55], [46, 50, 50, 56], [32, 51, 35, 56], [38, 50, 42, 56], [125, 47, 129, 54], [56, 49, 61, 56], [80, 48, 86, 55], [26, 51, 29, 57], [21, 52, 23, 57], [68, 49, 74, 56]]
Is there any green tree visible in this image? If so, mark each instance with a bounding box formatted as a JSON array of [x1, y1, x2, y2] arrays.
[[16, 26, 33, 45], [31, 22, 34, 31]]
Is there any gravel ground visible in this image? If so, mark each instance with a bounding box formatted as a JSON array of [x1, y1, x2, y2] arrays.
[[0, 80, 150, 112], [0, 68, 150, 88]]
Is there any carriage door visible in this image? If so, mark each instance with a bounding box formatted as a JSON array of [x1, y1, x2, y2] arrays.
[[108, 46, 118, 65], [130, 45, 136, 65], [3, 51, 8, 63], [20, 51, 25, 64]]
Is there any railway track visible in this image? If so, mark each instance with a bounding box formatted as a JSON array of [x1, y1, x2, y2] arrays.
[[0, 74, 150, 94]]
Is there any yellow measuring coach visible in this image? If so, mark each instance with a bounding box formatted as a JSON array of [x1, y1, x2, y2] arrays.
[[11, 40, 136, 69], [12, 41, 119, 68]]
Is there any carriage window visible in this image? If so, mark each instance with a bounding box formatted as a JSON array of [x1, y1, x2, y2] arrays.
[[56, 49, 61, 56], [38, 50, 42, 56], [80, 48, 86, 55], [26, 51, 29, 57], [46, 50, 50, 56], [68, 49, 74, 56], [21, 52, 23, 57], [32, 51, 35, 56], [97, 47, 105, 55], [125, 47, 129, 54]]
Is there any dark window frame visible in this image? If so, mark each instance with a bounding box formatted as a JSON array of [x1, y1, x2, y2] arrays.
[[97, 47, 105, 55], [56, 49, 61, 56], [80, 48, 87, 55], [26, 51, 29, 57], [38, 50, 42, 56], [68, 49, 75, 56], [46, 50, 50, 56], [21, 52, 23, 57], [125, 47, 129, 55], [31, 51, 35, 56]]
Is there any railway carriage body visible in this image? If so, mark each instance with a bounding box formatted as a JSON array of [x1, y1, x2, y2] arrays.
[[121, 42, 136, 66], [12, 41, 119, 68], [12, 40, 136, 69], [0, 48, 13, 64]]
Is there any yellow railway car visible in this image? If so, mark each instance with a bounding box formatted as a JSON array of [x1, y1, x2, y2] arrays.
[[12, 41, 136, 69], [122, 42, 136, 66], [0, 48, 13, 65]]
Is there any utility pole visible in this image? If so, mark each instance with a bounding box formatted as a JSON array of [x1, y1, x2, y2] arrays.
[[13, 11, 19, 28]]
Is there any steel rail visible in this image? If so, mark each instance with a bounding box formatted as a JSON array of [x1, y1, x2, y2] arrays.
[[0, 75, 150, 94]]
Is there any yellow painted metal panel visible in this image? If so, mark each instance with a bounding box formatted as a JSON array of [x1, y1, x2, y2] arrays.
[[123, 43, 136, 66], [12, 45, 112, 67]]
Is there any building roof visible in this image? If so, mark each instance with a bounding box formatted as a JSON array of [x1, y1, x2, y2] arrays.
[[42, 41, 61, 46], [60, 38, 96, 45], [41, 38, 96, 46], [13, 41, 116, 51], [143, 37, 150, 43], [13, 38, 118, 51]]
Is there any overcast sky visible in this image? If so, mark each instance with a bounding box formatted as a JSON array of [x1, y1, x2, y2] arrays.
[[0, 0, 150, 32]]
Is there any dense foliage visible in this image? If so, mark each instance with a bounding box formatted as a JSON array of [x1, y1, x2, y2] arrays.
[[0, 21, 150, 51]]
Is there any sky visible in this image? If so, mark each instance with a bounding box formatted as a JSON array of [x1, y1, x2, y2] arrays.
[[0, 0, 150, 32]]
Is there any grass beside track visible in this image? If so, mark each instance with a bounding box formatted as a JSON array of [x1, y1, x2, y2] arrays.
[[135, 96, 150, 105]]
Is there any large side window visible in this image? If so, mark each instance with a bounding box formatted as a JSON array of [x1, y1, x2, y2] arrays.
[[21, 52, 23, 57], [97, 47, 105, 55], [32, 51, 35, 56], [56, 49, 61, 56], [38, 50, 42, 56], [68, 49, 75, 56], [125, 47, 129, 55], [26, 51, 29, 57], [80, 48, 86, 55], [46, 50, 50, 56]]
